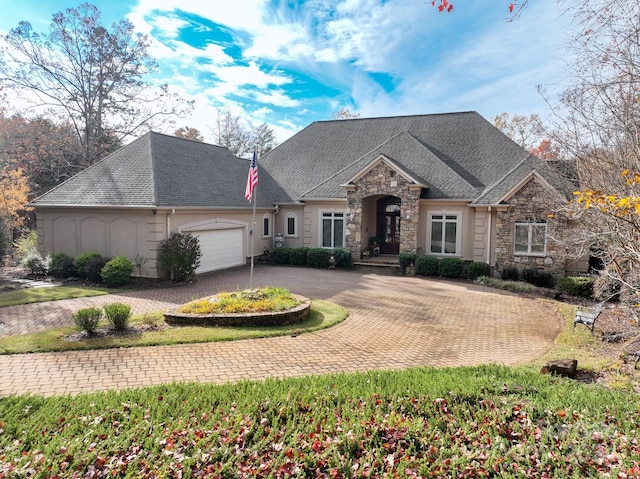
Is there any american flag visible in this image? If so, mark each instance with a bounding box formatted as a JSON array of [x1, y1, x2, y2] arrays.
[[244, 148, 258, 201]]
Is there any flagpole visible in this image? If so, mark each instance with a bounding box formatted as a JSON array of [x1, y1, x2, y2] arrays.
[[249, 147, 257, 290]]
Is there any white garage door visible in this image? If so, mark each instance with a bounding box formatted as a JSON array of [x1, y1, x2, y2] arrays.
[[188, 228, 245, 274]]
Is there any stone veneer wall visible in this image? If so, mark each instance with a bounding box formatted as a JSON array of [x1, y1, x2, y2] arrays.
[[494, 177, 568, 276], [345, 162, 421, 258]]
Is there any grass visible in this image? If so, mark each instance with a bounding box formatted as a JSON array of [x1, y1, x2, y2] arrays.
[[0, 299, 347, 354], [0, 285, 110, 308], [1, 365, 639, 477]]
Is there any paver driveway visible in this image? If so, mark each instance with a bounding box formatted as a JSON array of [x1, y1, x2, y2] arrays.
[[0, 266, 562, 397]]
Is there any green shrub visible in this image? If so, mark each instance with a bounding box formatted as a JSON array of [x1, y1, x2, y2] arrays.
[[415, 256, 440, 276], [49, 252, 75, 278], [501, 267, 520, 281], [556, 276, 595, 298], [307, 248, 331, 268], [273, 247, 292, 265], [522, 268, 556, 288], [73, 307, 103, 334], [475, 276, 537, 293], [468, 262, 491, 280], [398, 252, 417, 270], [84, 255, 109, 282], [13, 230, 38, 262], [104, 302, 132, 331], [101, 256, 134, 287], [21, 253, 50, 276], [439, 257, 464, 278], [332, 249, 352, 268], [290, 247, 309, 266], [73, 252, 102, 279], [158, 232, 201, 282], [0, 218, 11, 263]]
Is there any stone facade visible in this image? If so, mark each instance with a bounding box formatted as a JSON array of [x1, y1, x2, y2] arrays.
[[494, 177, 568, 276], [345, 161, 421, 257]]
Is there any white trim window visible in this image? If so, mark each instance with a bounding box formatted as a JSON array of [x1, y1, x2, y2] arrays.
[[429, 213, 460, 255], [321, 211, 344, 248], [514, 219, 546, 255], [285, 213, 297, 237], [262, 213, 271, 237]]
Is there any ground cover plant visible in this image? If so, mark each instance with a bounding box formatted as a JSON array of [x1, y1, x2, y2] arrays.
[[0, 286, 110, 308], [1, 365, 639, 478], [0, 300, 346, 354], [178, 287, 300, 314]]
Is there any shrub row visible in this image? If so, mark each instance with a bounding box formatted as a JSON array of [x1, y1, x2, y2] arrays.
[[274, 247, 352, 269], [400, 255, 490, 280], [73, 302, 132, 334], [47, 252, 134, 287]]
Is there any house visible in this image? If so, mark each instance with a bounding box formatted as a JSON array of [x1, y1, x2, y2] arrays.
[[33, 111, 586, 278]]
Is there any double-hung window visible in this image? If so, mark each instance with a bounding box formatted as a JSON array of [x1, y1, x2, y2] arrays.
[[430, 213, 459, 255], [322, 212, 344, 248], [514, 220, 546, 255]]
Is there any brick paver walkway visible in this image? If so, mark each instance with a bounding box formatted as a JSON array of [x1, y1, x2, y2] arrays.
[[0, 266, 562, 397]]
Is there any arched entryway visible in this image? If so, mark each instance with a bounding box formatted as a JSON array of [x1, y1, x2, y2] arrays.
[[377, 196, 401, 255]]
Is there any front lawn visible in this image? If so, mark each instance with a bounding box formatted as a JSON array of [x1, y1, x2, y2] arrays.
[[0, 286, 110, 308], [1, 365, 639, 477], [0, 299, 346, 354]]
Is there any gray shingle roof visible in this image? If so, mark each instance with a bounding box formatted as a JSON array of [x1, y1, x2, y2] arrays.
[[260, 111, 539, 202], [33, 132, 291, 208]]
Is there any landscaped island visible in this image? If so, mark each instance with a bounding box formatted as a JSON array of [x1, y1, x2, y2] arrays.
[[164, 286, 312, 327]]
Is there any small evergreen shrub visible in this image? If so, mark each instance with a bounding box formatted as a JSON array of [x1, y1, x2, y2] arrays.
[[593, 274, 622, 301], [556, 276, 595, 298], [21, 253, 50, 276], [84, 255, 110, 282], [307, 248, 331, 268], [73, 307, 103, 334], [415, 256, 440, 276], [467, 262, 491, 280], [501, 267, 520, 281], [439, 257, 464, 278], [398, 252, 417, 270], [522, 268, 556, 288], [273, 247, 292, 265], [13, 230, 39, 262], [332, 249, 352, 268], [73, 252, 102, 279], [290, 247, 310, 266], [49, 252, 75, 278], [158, 232, 201, 282], [101, 256, 134, 287], [104, 302, 132, 331]]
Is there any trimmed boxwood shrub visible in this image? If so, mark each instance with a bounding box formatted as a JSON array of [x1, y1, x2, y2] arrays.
[[307, 248, 332, 268], [290, 247, 310, 266], [332, 249, 352, 268], [468, 261, 491, 280], [398, 252, 417, 270], [104, 302, 132, 331], [415, 255, 440, 276], [273, 247, 292, 265], [50, 252, 75, 278], [73, 307, 103, 335], [439, 257, 464, 278], [73, 252, 102, 279], [522, 268, 556, 288], [556, 276, 595, 298], [101, 256, 134, 287], [501, 267, 520, 281]]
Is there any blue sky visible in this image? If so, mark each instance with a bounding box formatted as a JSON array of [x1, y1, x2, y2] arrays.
[[0, 0, 570, 143]]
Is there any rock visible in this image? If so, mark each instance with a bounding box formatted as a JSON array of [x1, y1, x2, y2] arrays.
[[540, 359, 578, 378]]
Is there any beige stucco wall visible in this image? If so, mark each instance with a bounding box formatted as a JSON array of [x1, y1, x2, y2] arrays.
[[418, 200, 477, 261], [301, 200, 347, 249], [273, 206, 305, 249], [36, 207, 275, 278]]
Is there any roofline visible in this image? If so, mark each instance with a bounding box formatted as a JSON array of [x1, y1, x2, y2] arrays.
[[499, 170, 566, 203], [343, 154, 426, 186], [33, 204, 277, 211], [311, 110, 479, 126]]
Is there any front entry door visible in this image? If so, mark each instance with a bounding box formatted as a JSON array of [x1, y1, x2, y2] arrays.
[[377, 196, 401, 255]]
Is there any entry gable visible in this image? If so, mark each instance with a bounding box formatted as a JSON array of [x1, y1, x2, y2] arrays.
[[342, 154, 426, 190]]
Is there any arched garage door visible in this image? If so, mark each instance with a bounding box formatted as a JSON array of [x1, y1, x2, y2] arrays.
[[186, 228, 245, 274]]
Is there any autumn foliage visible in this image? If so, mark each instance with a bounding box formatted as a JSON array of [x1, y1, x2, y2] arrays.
[[0, 167, 32, 229]]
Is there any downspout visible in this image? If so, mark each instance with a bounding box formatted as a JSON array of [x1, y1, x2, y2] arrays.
[[486, 206, 492, 265], [273, 204, 280, 251], [166, 208, 175, 239]]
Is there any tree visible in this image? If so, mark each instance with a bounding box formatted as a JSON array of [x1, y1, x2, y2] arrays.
[[0, 3, 192, 167], [211, 108, 276, 158], [431, 1, 529, 19], [557, 0, 640, 298], [174, 126, 204, 142], [492, 113, 548, 152], [0, 167, 32, 232], [331, 108, 360, 120]]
